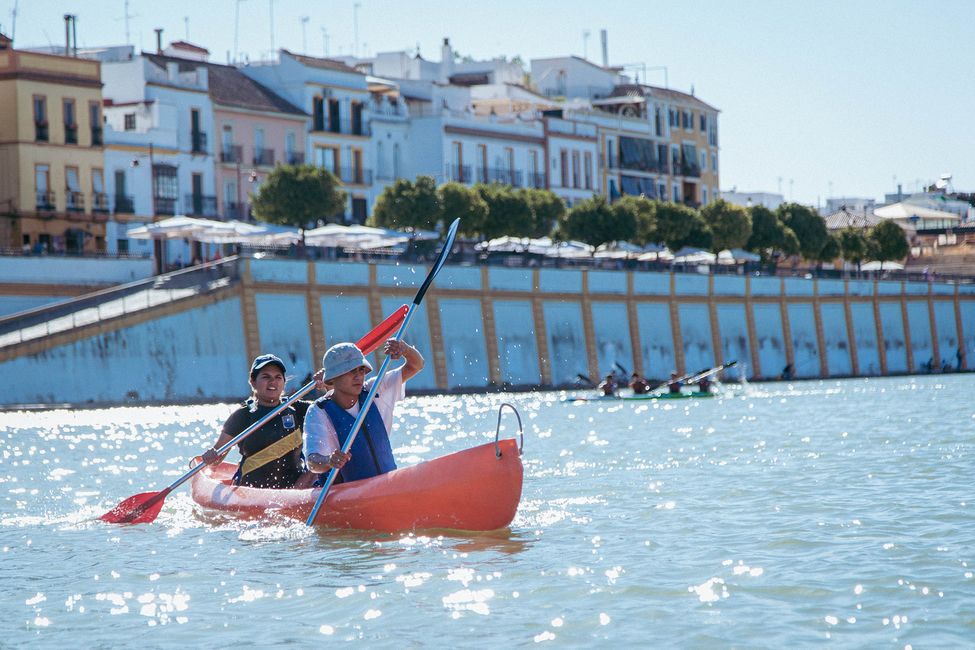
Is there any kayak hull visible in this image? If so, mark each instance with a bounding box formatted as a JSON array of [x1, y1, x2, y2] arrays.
[[565, 391, 716, 402], [190, 439, 523, 532]]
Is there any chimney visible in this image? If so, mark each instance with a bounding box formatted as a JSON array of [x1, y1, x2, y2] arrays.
[[440, 37, 453, 83], [72, 14, 77, 57], [64, 14, 71, 56], [600, 29, 608, 68], [154, 28, 163, 54]]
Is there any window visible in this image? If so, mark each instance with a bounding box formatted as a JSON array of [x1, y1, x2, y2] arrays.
[[476, 144, 487, 182], [702, 187, 708, 204], [312, 97, 325, 131], [63, 99, 77, 144], [285, 131, 296, 162], [583, 152, 593, 190], [393, 143, 401, 179], [560, 149, 569, 187], [351, 197, 367, 223], [571, 150, 580, 189], [711, 152, 718, 173], [315, 146, 339, 173], [672, 184, 681, 202], [700, 114, 707, 132], [89, 102, 102, 145], [668, 108, 678, 128], [529, 150, 539, 187], [124, 113, 136, 131], [654, 107, 663, 136], [352, 149, 364, 184], [190, 109, 205, 152], [700, 151, 707, 171], [376, 141, 385, 179], [33, 96, 48, 141], [682, 110, 692, 130], [153, 164, 179, 215], [504, 147, 514, 183], [658, 182, 667, 200], [351, 101, 363, 135], [35, 164, 52, 209], [65, 166, 82, 210], [328, 99, 340, 133], [92, 168, 106, 211]]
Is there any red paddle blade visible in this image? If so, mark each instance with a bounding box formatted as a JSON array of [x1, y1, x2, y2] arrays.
[[100, 488, 170, 524], [356, 304, 407, 355]]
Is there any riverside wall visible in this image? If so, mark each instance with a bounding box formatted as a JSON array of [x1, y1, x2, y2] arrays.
[[2, 258, 974, 406]]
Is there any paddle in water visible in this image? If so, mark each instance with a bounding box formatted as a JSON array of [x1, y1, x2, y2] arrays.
[[100, 304, 410, 525], [305, 218, 460, 526]]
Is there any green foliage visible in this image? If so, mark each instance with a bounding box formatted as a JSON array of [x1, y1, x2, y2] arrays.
[[700, 199, 752, 252], [870, 219, 909, 263], [475, 184, 534, 239], [815, 232, 842, 264], [438, 182, 488, 237], [777, 202, 829, 261], [557, 195, 635, 248], [745, 205, 798, 261], [613, 195, 657, 245], [654, 201, 710, 251], [370, 176, 443, 232], [838, 228, 871, 268], [250, 165, 346, 235], [519, 188, 565, 238]]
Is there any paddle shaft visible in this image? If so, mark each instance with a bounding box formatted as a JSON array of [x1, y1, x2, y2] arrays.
[[304, 218, 459, 526]]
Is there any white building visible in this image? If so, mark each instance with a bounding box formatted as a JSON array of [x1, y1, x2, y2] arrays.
[[824, 197, 876, 214], [721, 190, 784, 211]]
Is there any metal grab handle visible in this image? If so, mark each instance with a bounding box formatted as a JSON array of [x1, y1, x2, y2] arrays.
[[494, 402, 524, 457]]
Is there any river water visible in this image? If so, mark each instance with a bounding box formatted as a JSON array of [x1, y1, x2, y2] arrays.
[[2, 374, 973, 647]]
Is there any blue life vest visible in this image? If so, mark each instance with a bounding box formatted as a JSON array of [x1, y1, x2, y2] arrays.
[[318, 390, 397, 482]]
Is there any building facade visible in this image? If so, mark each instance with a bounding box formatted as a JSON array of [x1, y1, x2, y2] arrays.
[[0, 34, 108, 254]]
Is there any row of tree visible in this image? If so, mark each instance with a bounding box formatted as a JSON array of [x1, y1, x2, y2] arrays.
[[251, 166, 909, 267]]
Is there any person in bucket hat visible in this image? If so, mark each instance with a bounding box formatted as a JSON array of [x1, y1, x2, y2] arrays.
[[303, 338, 424, 483], [199, 354, 325, 489]]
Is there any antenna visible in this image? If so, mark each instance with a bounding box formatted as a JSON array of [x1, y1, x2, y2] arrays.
[[353, 2, 361, 57], [116, 0, 138, 46], [300, 16, 309, 53], [234, 0, 247, 64], [321, 27, 330, 56], [268, 0, 275, 59], [582, 29, 590, 60], [11, 0, 17, 41]]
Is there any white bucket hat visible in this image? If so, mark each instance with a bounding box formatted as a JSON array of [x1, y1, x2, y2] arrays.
[[322, 342, 373, 382]]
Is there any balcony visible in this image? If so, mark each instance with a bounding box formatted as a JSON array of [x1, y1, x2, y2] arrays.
[[487, 168, 523, 187], [91, 126, 103, 146], [65, 124, 78, 145], [337, 167, 372, 185], [91, 192, 109, 213], [35, 121, 49, 142], [446, 164, 471, 184], [114, 195, 135, 214], [221, 145, 243, 164], [679, 160, 701, 178], [223, 202, 250, 220], [65, 190, 85, 212], [155, 197, 177, 215], [253, 147, 275, 166], [287, 151, 305, 165], [526, 172, 546, 189], [184, 193, 218, 217], [191, 130, 208, 154], [36, 190, 56, 211]]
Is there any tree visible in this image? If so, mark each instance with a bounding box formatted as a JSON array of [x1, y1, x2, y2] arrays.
[[438, 182, 488, 237], [519, 188, 565, 238], [700, 198, 752, 252], [870, 219, 909, 267], [777, 202, 829, 262], [838, 227, 871, 275], [250, 164, 346, 242], [557, 195, 635, 248], [613, 195, 657, 245], [813, 232, 842, 267], [745, 205, 798, 262], [654, 201, 710, 251], [370, 176, 443, 232], [475, 183, 534, 239]]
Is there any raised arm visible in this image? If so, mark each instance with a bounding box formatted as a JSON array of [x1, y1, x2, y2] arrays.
[[384, 339, 424, 381]]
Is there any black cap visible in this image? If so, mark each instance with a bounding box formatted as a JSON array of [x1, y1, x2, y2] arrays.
[[249, 353, 286, 379]]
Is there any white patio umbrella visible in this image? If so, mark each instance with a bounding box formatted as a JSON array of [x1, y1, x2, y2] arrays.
[[126, 215, 229, 240], [860, 260, 904, 271], [636, 245, 674, 262], [717, 248, 761, 264], [594, 241, 644, 259], [672, 247, 716, 264]]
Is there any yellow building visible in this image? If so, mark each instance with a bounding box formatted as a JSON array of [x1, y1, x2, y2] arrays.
[[651, 86, 720, 207], [0, 33, 107, 253]]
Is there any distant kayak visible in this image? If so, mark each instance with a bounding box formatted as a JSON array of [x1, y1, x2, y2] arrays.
[[190, 440, 523, 532], [564, 390, 717, 402]]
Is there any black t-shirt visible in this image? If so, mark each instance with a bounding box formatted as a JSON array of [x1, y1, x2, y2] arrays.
[[222, 400, 311, 488]]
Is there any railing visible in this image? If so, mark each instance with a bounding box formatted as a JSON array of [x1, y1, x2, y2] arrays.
[[184, 194, 218, 217], [318, 118, 371, 137], [0, 257, 241, 348], [91, 126, 103, 146], [191, 130, 207, 154], [679, 160, 701, 178], [221, 145, 243, 163], [65, 191, 85, 212], [287, 151, 305, 165], [155, 197, 177, 215], [337, 167, 372, 185], [253, 147, 275, 166], [65, 124, 78, 145], [223, 202, 250, 220], [114, 195, 135, 214], [526, 172, 546, 189], [446, 164, 471, 183], [36, 191, 56, 211], [91, 192, 109, 213], [487, 168, 523, 187], [35, 121, 49, 142]]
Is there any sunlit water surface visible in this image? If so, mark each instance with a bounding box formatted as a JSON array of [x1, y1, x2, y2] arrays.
[[2, 375, 974, 646]]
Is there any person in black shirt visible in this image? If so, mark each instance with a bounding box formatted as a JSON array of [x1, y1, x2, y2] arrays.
[[200, 354, 324, 489]]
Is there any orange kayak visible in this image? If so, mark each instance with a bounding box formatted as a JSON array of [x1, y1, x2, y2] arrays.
[[190, 439, 523, 532]]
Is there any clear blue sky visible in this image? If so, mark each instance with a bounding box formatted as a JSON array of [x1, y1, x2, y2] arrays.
[[4, 0, 973, 206]]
